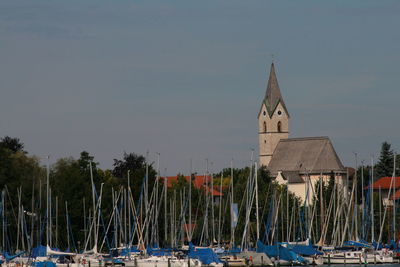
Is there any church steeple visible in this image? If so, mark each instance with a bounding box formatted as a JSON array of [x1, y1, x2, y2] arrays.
[[263, 63, 289, 118], [258, 62, 290, 167]]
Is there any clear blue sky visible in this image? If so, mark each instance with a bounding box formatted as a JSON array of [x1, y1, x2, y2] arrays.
[[1, 1, 399, 174]]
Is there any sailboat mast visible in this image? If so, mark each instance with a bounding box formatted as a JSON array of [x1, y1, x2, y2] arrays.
[[30, 175, 35, 251], [128, 170, 131, 250], [164, 167, 167, 244], [189, 159, 192, 242], [49, 188, 52, 247], [354, 153, 358, 240], [66, 201, 70, 250], [124, 187, 127, 249], [393, 153, 396, 242], [255, 162, 260, 241], [83, 198, 87, 248], [56, 196, 58, 248], [170, 199, 173, 248], [247, 150, 254, 248], [96, 183, 104, 250], [205, 159, 209, 244], [46, 155, 50, 247], [361, 161, 365, 239], [89, 161, 97, 251], [211, 170, 215, 243], [39, 177, 41, 248], [173, 189, 176, 247], [319, 175, 324, 244], [112, 189, 116, 248], [145, 150, 149, 213], [377, 156, 396, 244], [17, 189, 21, 251], [218, 171, 223, 246], [371, 156, 375, 242], [230, 159, 234, 246], [155, 152, 160, 246], [2, 190, 5, 251], [286, 181, 289, 242], [379, 186, 382, 235]]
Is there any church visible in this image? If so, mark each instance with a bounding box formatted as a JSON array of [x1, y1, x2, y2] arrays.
[[258, 63, 347, 201]]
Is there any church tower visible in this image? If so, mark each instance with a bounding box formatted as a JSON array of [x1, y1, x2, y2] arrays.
[[258, 63, 290, 166]]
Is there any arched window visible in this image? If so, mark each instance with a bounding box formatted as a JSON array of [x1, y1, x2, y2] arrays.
[[277, 121, 282, 132], [263, 122, 267, 132]]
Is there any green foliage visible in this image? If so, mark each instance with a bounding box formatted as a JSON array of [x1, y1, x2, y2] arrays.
[[0, 137, 43, 252], [112, 152, 157, 202], [0, 136, 26, 154], [356, 165, 371, 205], [310, 173, 339, 245], [375, 142, 394, 179], [2, 135, 398, 250]]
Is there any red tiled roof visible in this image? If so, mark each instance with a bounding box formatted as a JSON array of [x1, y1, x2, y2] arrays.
[[205, 186, 223, 196], [370, 177, 400, 190], [161, 175, 223, 196], [391, 190, 400, 200]]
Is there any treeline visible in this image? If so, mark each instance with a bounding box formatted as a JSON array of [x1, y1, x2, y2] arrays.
[[0, 137, 157, 252], [0, 136, 397, 252], [0, 136, 299, 252]]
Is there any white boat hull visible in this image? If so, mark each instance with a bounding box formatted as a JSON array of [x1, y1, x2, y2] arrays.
[[323, 250, 394, 264], [236, 251, 273, 266]]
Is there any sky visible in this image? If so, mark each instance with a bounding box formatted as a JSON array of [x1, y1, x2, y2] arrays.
[[1, 1, 399, 175]]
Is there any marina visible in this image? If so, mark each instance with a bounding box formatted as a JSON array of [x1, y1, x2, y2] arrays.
[[1, 1, 400, 267]]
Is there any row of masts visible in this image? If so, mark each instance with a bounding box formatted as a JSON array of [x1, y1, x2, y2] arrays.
[[1, 153, 399, 254]]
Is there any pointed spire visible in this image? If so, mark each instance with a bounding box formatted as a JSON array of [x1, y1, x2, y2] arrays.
[[264, 62, 289, 117]]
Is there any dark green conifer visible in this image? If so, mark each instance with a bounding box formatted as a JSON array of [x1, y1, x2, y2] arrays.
[[375, 142, 394, 179]]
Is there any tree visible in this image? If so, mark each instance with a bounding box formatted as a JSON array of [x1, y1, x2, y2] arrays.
[[112, 152, 157, 202], [0, 136, 26, 153], [0, 137, 42, 252], [112, 152, 146, 178], [259, 165, 272, 184], [375, 142, 394, 179]]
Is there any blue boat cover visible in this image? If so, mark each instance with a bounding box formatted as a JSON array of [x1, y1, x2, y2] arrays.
[[104, 258, 124, 264], [120, 246, 141, 256], [343, 240, 371, 248], [228, 247, 241, 254], [256, 241, 306, 263], [147, 247, 173, 256], [371, 241, 382, 249], [289, 245, 323, 256], [389, 240, 399, 250], [31, 261, 57, 267], [188, 243, 222, 265], [32, 246, 47, 258], [4, 251, 25, 262], [223, 247, 241, 255]]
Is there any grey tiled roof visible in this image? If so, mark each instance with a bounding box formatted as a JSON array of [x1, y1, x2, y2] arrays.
[[268, 137, 345, 176], [281, 171, 304, 183]]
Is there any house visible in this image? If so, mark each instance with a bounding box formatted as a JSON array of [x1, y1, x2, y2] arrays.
[[269, 137, 347, 201], [161, 174, 223, 200], [369, 176, 400, 206]]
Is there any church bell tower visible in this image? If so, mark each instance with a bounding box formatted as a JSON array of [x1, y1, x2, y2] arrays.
[[258, 63, 290, 166]]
